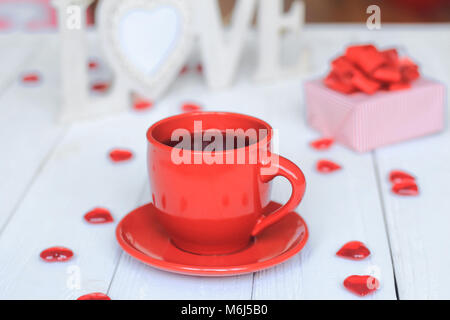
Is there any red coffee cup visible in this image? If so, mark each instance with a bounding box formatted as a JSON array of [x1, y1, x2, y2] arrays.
[[147, 112, 306, 255]]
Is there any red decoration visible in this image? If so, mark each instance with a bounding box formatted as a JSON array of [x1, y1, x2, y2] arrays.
[[22, 73, 40, 83], [182, 103, 202, 113], [389, 82, 411, 91], [109, 149, 133, 162], [84, 208, 114, 224], [91, 82, 110, 93], [40, 247, 74, 262], [389, 170, 415, 184], [392, 180, 419, 196], [77, 293, 111, 300], [316, 159, 341, 173], [133, 99, 153, 111], [196, 63, 203, 73], [324, 44, 420, 95], [344, 275, 379, 297], [336, 241, 371, 260], [179, 65, 189, 75], [310, 138, 334, 150], [88, 60, 98, 70]]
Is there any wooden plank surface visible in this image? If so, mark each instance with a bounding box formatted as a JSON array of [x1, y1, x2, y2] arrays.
[[0, 35, 65, 231], [0, 34, 44, 93], [370, 27, 450, 299]]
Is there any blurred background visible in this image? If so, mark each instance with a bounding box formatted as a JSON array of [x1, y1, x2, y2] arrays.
[[226, 0, 450, 23], [0, 0, 449, 32]]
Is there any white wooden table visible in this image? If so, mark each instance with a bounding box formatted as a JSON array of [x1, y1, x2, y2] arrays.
[[0, 24, 449, 300]]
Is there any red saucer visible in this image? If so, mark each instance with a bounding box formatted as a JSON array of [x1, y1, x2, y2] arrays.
[[116, 202, 309, 276]]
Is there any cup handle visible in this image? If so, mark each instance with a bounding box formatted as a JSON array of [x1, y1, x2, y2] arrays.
[[251, 155, 306, 236]]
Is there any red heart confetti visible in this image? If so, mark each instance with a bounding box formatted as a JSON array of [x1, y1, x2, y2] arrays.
[[196, 63, 203, 73], [310, 138, 334, 150], [84, 208, 114, 224], [344, 275, 379, 297], [182, 103, 202, 113], [336, 241, 371, 260], [109, 149, 134, 163], [21, 73, 40, 84], [40, 247, 74, 262], [88, 60, 99, 70], [316, 159, 341, 173], [133, 99, 153, 111], [389, 170, 416, 184], [392, 180, 419, 196], [91, 82, 110, 93], [179, 65, 189, 75], [77, 293, 111, 300]]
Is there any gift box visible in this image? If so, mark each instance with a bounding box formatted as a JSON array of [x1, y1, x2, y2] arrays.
[[305, 45, 446, 152]]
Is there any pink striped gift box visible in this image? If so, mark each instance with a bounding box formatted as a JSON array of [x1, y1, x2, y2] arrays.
[[305, 78, 446, 152]]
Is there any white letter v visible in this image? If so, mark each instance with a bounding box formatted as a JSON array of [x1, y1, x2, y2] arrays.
[[194, 0, 256, 89]]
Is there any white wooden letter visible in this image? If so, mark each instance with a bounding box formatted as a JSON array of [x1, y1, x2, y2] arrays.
[[52, 0, 128, 123], [194, 0, 256, 89], [254, 0, 305, 81]]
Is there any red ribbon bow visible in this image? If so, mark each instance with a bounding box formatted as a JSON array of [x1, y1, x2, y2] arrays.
[[324, 44, 420, 94]]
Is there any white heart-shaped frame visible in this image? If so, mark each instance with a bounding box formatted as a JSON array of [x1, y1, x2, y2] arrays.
[[98, 0, 192, 100]]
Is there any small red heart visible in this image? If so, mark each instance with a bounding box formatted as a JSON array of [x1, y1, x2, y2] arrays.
[[310, 138, 334, 150], [109, 149, 133, 163], [22, 73, 40, 83], [179, 65, 189, 75], [196, 63, 203, 73], [91, 82, 110, 93], [392, 180, 419, 196], [344, 275, 379, 297], [317, 159, 341, 173], [336, 241, 371, 260], [182, 103, 202, 113], [389, 170, 415, 184], [88, 60, 99, 70], [40, 247, 74, 262], [84, 208, 114, 224], [77, 293, 111, 300], [133, 99, 153, 111]]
